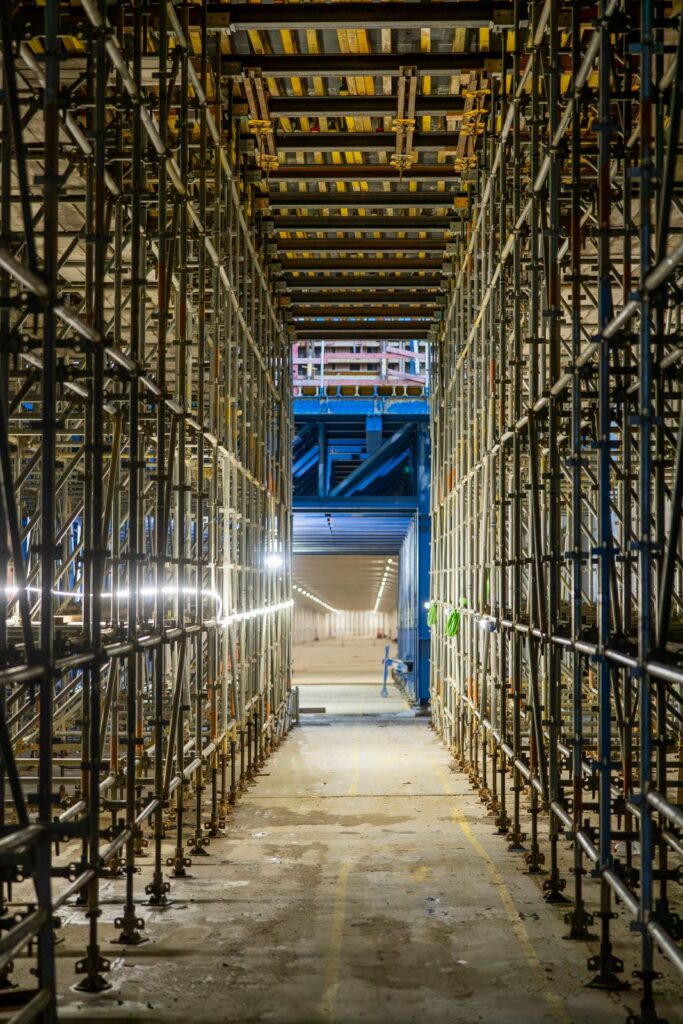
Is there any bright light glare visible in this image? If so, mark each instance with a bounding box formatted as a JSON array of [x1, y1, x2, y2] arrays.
[[265, 553, 284, 570], [2, 584, 293, 628]]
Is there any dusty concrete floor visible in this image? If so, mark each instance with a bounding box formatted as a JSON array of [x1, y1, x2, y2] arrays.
[[42, 639, 682, 1023], [51, 719, 681, 1024]]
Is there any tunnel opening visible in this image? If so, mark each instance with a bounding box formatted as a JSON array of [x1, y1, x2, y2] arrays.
[[292, 552, 405, 717]]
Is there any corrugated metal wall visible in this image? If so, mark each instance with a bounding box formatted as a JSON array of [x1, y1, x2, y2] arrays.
[[396, 513, 431, 703], [293, 607, 397, 645], [397, 519, 418, 695]]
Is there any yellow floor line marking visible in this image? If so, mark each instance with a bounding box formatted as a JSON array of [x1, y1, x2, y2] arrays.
[[433, 762, 571, 1024], [347, 728, 360, 796], [321, 861, 352, 1022], [321, 733, 359, 1020]]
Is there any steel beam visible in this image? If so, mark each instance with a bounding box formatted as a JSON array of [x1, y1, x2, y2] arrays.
[[285, 292, 439, 305], [266, 95, 470, 118], [283, 257, 445, 272], [272, 132, 464, 153], [294, 397, 429, 419], [273, 215, 454, 232], [293, 328, 431, 340], [293, 496, 419, 511], [268, 131, 463, 153], [267, 191, 465, 209], [268, 165, 461, 182], [229, 53, 499, 77], [209, 3, 519, 31], [288, 306, 434, 318], [283, 279, 443, 291], [279, 238, 450, 253], [328, 423, 414, 498]]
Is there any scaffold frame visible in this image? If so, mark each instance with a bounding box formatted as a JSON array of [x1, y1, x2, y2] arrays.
[[429, 3, 683, 1021], [0, 2, 293, 1017]]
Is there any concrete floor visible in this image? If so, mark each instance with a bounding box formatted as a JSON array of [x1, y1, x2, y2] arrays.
[[46, 639, 681, 1023]]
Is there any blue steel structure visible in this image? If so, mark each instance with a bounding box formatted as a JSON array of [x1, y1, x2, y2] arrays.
[[293, 396, 431, 703], [396, 483, 431, 703]]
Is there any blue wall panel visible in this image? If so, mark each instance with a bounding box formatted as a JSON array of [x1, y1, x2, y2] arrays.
[[396, 511, 431, 705]]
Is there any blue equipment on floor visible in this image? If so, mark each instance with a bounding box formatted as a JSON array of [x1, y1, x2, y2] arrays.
[[381, 645, 409, 698]]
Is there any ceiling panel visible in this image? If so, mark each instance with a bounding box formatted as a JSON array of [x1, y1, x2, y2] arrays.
[[292, 510, 413, 554], [293, 554, 398, 613]]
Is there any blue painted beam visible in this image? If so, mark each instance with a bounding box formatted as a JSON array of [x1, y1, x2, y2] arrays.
[[293, 444, 319, 478], [327, 443, 366, 454], [329, 422, 413, 497], [316, 422, 325, 496], [366, 413, 382, 454], [351, 447, 410, 495], [294, 542, 405, 554], [293, 422, 316, 450], [294, 396, 429, 419], [293, 496, 418, 511], [417, 424, 430, 514]]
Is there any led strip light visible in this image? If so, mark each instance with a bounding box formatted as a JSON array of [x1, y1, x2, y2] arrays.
[[373, 558, 394, 614], [292, 583, 340, 614], [2, 585, 292, 627]]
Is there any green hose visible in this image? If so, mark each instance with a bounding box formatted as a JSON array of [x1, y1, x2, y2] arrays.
[[445, 609, 461, 637], [426, 601, 461, 637]]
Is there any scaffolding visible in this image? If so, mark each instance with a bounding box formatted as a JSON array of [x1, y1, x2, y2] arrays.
[[0, 0, 680, 1018], [430, 2, 683, 1020], [0, 1, 293, 1017]]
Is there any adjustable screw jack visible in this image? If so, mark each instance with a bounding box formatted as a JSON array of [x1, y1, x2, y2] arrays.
[[144, 874, 171, 906], [74, 945, 111, 993], [114, 908, 147, 946], [626, 970, 668, 1024], [564, 904, 596, 941], [507, 829, 527, 851], [587, 949, 629, 991], [524, 843, 546, 874], [494, 811, 511, 835], [167, 853, 192, 877], [189, 831, 211, 856], [543, 874, 571, 904]]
